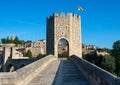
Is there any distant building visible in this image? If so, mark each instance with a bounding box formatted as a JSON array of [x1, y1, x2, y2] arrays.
[[58, 44, 68, 54], [96, 51, 109, 56], [86, 45, 96, 50], [0, 40, 46, 72], [31, 40, 46, 48], [25, 40, 46, 57], [82, 44, 109, 56], [11, 34, 15, 41], [25, 40, 46, 48], [96, 48, 109, 56], [82, 44, 96, 55], [0, 45, 33, 72]]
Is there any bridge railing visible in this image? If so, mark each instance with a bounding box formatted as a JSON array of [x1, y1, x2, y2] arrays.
[[70, 55, 120, 85], [0, 55, 56, 85]]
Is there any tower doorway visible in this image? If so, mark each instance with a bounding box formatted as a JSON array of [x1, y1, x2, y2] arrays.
[[58, 38, 69, 58]]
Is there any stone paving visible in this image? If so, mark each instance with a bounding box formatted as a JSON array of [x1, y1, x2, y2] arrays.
[[26, 59, 61, 85], [53, 59, 91, 85], [26, 59, 91, 85]]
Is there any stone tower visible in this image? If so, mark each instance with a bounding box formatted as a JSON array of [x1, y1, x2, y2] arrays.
[[11, 34, 15, 41], [46, 13, 82, 57]]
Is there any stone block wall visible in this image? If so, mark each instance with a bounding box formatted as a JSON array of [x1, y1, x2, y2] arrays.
[[46, 13, 82, 57], [70, 55, 120, 85], [25, 47, 46, 57], [46, 14, 55, 55], [6, 58, 37, 72], [0, 55, 56, 85]]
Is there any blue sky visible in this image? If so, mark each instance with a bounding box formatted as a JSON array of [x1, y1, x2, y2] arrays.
[[0, 0, 120, 48]]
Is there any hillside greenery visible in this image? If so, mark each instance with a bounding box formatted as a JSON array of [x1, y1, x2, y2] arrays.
[[58, 52, 68, 58], [1, 36, 32, 46], [26, 50, 33, 58], [83, 40, 120, 76]]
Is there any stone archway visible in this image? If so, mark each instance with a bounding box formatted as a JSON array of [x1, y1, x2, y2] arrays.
[[46, 13, 82, 57], [58, 38, 69, 58]]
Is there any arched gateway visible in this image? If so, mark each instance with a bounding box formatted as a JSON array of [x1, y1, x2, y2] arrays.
[[46, 13, 82, 58], [58, 38, 69, 58]]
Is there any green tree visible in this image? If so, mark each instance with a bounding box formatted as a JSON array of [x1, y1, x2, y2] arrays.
[[1, 38, 7, 44], [10, 37, 14, 43], [26, 50, 33, 58], [83, 53, 115, 74], [1, 36, 32, 46], [19, 40, 25, 45], [14, 36, 19, 45], [97, 48, 111, 54], [112, 40, 120, 76], [101, 55, 115, 73], [83, 53, 101, 65], [6, 36, 10, 43], [58, 52, 68, 58], [25, 40, 32, 43]]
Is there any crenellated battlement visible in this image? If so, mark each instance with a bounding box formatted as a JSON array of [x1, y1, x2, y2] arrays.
[[47, 12, 80, 20]]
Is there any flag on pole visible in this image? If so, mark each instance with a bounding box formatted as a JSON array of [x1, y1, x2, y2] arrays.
[[77, 6, 83, 11]]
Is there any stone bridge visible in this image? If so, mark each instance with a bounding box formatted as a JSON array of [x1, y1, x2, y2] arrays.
[[0, 55, 120, 85], [5, 58, 37, 72]]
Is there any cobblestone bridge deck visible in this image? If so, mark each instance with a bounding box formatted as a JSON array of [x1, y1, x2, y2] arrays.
[[26, 59, 91, 85]]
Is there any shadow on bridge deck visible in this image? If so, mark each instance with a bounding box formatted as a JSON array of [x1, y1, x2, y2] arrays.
[[52, 59, 91, 85], [26, 58, 91, 85]]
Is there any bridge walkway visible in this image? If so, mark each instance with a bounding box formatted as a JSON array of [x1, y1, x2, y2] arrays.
[[26, 58, 91, 85]]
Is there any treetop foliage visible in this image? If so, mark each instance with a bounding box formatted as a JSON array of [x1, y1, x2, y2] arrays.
[[26, 49, 33, 58], [1, 36, 32, 46], [83, 40, 120, 77], [112, 40, 120, 76]]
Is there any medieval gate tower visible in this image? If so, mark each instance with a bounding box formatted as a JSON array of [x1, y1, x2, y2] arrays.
[[46, 13, 82, 57]]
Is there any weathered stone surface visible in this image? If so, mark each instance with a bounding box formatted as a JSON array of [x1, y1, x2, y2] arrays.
[[46, 13, 82, 57], [26, 58, 91, 85], [0, 55, 56, 85], [26, 59, 60, 85], [70, 55, 120, 85], [52, 59, 91, 85], [0, 55, 120, 85]]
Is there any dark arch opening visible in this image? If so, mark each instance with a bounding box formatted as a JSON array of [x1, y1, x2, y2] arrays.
[[7, 64, 14, 72], [58, 38, 69, 58], [19, 64, 25, 68]]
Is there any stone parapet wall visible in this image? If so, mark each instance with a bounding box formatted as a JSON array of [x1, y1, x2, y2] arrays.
[[70, 55, 120, 85], [6, 58, 37, 71], [0, 55, 56, 85]]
